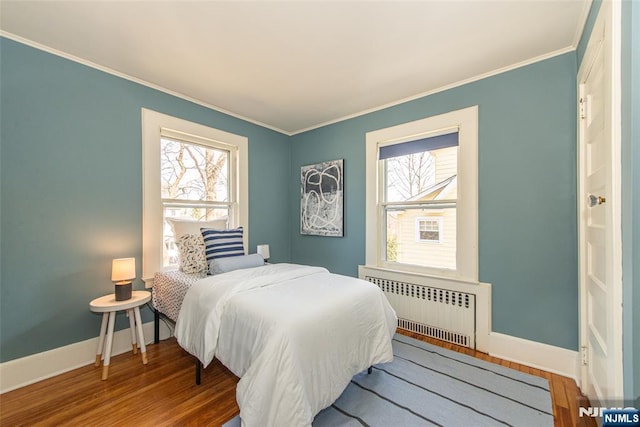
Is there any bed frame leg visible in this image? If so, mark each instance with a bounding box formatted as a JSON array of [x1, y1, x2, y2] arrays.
[[195, 359, 202, 385], [368, 366, 372, 374], [154, 309, 160, 344]]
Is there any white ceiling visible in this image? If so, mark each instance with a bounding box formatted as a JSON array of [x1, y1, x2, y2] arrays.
[[1, 0, 590, 135]]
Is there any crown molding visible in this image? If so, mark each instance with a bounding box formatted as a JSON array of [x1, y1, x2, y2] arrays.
[[3, 31, 577, 138], [290, 45, 576, 135], [0, 31, 291, 136]]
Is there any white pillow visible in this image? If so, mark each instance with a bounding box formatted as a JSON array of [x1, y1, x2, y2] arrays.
[[167, 217, 228, 239], [209, 253, 265, 275]]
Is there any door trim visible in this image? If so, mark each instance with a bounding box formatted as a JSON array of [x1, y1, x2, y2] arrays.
[[577, 0, 623, 399]]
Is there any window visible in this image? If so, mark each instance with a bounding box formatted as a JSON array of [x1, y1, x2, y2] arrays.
[[381, 134, 458, 270], [142, 109, 248, 281], [160, 133, 231, 266], [416, 218, 442, 243], [365, 106, 478, 280]]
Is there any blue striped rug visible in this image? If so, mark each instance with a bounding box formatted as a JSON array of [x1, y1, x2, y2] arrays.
[[224, 334, 554, 426]]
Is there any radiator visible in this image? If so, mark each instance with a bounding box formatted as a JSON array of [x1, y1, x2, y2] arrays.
[[365, 275, 476, 349]]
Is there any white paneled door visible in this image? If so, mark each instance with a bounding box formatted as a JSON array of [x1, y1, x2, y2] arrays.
[[577, 0, 623, 406]]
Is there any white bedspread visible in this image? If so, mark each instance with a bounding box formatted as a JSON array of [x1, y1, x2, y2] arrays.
[[175, 263, 397, 427]]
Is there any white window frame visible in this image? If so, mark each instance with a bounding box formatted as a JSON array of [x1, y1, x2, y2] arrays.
[[142, 109, 248, 285], [415, 217, 443, 243], [365, 105, 478, 281]]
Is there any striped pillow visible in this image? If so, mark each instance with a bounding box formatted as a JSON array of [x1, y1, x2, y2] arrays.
[[201, 227, 245, 263]]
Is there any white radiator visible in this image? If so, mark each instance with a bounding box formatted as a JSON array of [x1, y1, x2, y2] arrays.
[[364, 274, 477, 349]]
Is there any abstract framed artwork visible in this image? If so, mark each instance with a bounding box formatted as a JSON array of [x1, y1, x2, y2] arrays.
[[300, 159, 344, 237]]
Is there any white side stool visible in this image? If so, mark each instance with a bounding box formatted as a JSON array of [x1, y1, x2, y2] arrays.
[[90, 290, 151, 380]]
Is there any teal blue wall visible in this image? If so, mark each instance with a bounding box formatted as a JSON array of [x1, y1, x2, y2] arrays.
[[0, 37, 291, 362], [621, 0, 640, 406], [5, 12, 630, 366], [577, 0, 602, 64], [290, 53, 579, 351]]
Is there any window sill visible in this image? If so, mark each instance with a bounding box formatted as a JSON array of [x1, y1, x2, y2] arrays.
[[359, 264, 480, 287]]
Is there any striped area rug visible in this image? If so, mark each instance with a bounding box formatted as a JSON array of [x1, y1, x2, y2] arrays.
[[225, 334, 554, 426]]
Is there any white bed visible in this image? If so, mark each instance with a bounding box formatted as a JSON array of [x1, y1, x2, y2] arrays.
[[157, 263, 397, 427]]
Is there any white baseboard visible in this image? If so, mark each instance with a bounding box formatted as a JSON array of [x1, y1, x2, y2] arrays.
[[489, 331, 581, 383], [0, 321, 172, 394], [1, 323, 580, 394]]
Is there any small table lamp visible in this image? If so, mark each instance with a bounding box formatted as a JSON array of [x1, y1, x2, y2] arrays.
[[112, 257, 135, 301], [257, 244, 270, 263]]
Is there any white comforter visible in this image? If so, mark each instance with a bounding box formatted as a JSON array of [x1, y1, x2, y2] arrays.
[[175, 263, 397, 427]]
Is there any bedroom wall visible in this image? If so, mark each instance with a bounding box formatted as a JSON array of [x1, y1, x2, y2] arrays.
[[0, 37, 291, 362], [289, 52, 579, 351]]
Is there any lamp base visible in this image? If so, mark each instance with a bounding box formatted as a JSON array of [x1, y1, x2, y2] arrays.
[[115, 282, 132, 301]]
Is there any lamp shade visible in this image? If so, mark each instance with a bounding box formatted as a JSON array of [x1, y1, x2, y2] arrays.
[[111, 258, 136, 283], [257, 244, 270, 260]]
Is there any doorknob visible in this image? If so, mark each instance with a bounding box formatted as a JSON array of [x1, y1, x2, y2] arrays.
[[588, 195, 606, 207]]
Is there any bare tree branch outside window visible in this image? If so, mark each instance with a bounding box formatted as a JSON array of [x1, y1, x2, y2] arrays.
[[159, 138, 231, 265], [161, 138, 228, 220], [386, 152, 435, 201]]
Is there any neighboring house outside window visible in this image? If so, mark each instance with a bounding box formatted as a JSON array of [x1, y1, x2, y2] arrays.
[[365, 106, 478, 281], [142, 109, 248, 281], [383, 142, 457, 271]]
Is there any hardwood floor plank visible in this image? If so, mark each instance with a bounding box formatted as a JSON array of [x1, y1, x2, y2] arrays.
[[552, 375, 570, 409], [562, 376, 581, 426], [555, 406, 574, 427], [1, 333, 595, 427]]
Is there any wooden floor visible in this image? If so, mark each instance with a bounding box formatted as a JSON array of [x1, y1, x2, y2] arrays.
[[1, 331, 596, 426]]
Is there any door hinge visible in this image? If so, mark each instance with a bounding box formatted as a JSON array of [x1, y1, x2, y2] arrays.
[[579, 97, 587, 120], [581, 345, 589, 366]]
